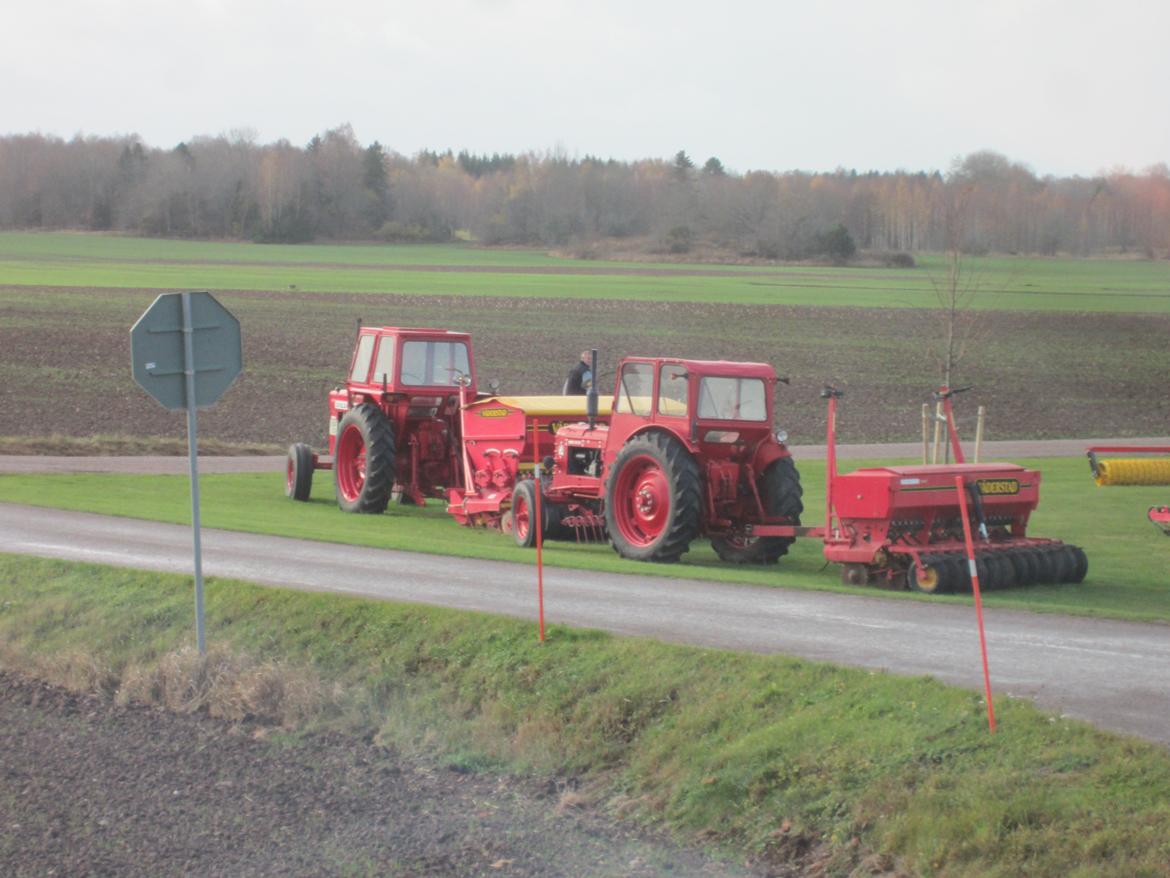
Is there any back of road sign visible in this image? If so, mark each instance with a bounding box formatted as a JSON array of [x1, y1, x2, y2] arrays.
[[131, 292, 242, 411]]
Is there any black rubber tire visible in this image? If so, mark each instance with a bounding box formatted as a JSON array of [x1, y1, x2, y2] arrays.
[[841, 563, 869, 586], [1048, 545, 1074, 583], [285, 443, 314, 502], [511, 480, 538, 548], [940, 556, 966, 594], [974, 556, 992, 591], [978, 554, 999, 590], [988, 553, 1016, 589], [948, 554, 972, 593], [1009, 549, 1037, 586], [908, 554, 950, 594], [1068, 545, 1089, 583], [1055, 545, 1080, 583], [711, 457, 804, 564], [334, 404, 396, 514], [604, 431, 701, 563], [1033, 547, 1058, 584]]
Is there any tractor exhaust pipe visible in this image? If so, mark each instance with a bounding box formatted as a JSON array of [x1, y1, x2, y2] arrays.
[[586, 348, 599, 430]]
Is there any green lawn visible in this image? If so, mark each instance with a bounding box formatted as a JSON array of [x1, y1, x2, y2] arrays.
[[2, 456, 1166, 622], [2, 232, 1168, 312], [2, 553, 1169, 877]]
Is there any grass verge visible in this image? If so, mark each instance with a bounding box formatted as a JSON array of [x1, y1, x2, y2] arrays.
[[1, 553, 1168, 877], [0, 456, 1167, 622]]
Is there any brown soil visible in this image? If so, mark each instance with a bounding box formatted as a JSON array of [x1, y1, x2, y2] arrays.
[[0, 673, 772, 877], [2, 285, 1167, 451]]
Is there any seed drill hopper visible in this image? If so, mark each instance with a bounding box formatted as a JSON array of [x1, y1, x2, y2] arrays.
[[789, 387, 1088, 593]]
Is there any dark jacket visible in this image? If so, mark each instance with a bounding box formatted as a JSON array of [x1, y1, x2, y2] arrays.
[[564, 360, 590, 395]]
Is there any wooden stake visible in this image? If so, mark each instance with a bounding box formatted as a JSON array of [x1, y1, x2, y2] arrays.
[[974, 406, 986, 463], [921, 403, 930, 465], [931, 402, 944, 464]]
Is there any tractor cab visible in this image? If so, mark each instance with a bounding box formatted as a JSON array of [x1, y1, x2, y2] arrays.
[[604, 357, 784, 467], [327, 327, 475, 458], [322, 327, 477, 508], [541, 356, 801, 563]]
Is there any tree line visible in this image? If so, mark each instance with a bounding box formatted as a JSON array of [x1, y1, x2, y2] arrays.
[[1, 124, 1167, 258]]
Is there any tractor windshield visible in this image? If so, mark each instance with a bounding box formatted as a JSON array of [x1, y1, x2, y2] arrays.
[[400, 340, 471, 386], [697, 376, 767, 421]]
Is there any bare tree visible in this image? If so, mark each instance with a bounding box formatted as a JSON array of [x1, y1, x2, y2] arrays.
[[931, 182, 979, 389]]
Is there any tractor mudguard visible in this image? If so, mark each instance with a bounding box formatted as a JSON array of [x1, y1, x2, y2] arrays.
[[752, 440, 791, 474]]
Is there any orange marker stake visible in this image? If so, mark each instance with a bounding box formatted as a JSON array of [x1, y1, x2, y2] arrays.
[[533, 422, 545, 642], [954, 475, 996, 734]]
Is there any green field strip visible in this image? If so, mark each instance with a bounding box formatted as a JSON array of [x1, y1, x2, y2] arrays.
[[1, 233, 1168, 313], [1, 456, 1166, 622]]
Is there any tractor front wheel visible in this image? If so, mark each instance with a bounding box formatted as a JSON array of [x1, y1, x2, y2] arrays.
[[334, 404, 396, 514], [286, 443, 314, 501], [604, 432, 701, 563], [711, 457, 804, 564], [511, 480, 538, 548]]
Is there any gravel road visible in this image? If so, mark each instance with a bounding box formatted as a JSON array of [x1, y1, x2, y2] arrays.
[[2, 502, 1167, 748]]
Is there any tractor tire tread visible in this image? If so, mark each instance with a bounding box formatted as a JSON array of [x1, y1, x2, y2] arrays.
[[286, 442, 314, 502], [711, 456, 804, 564], [335, 404, 396, 514]]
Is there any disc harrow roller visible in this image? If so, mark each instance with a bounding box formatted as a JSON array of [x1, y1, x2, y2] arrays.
[[1092, 458, 1170, 487], [908, 544, 1087, 594]]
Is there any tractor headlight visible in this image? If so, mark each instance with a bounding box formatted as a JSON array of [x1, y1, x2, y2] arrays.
[[775, 430, 789, 444]]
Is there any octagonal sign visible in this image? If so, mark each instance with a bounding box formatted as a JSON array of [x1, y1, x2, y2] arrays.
[[131, 291, 242, 410]]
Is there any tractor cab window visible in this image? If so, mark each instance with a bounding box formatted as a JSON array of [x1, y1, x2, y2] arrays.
[[698, 376, 767, 421], [657, 364, 689, 417], [349, 334, 376, 383], [372, 336, 396, 385], [615, 362, 653, 415], [401, 340, 471, 386]]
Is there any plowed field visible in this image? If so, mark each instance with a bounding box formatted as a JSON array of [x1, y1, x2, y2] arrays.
[[2, 285, 1167, 448]]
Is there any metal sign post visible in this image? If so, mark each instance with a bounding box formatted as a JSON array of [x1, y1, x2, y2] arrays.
[[131, 291, 241, 654]]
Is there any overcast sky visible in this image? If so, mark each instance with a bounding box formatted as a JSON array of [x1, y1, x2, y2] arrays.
[[4, 0, 1167, 177]]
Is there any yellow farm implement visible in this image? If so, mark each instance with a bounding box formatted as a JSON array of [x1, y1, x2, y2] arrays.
[[1087, 445, 1170, 535]]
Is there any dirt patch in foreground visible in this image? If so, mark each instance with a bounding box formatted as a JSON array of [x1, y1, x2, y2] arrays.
[[0, 673, 781, 877]]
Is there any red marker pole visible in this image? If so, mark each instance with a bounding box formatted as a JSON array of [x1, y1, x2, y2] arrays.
[[954, 475, 996, 734], [533, 422, 545, 642]]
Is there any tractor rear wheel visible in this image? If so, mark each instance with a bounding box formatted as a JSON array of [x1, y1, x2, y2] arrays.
[[286, 443, 314, 502], [711, 457, 804, 564], [605, 432, 701, 563], [334, 404, 396, 514]]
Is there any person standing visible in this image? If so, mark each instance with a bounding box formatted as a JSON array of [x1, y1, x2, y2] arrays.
[[563, 350, 592, 395]]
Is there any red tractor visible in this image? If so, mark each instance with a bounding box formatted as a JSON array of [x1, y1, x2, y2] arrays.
[[514, 356, 804, 564], [286, 325, 481, 511], [286, 326, 614, 518], [288, 332, 803, 566]]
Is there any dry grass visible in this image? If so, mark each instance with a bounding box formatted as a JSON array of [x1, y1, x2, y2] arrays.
[[0, 643, 119, 695], [116, 647, 343, 725], [0, 637, 342, 728]]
